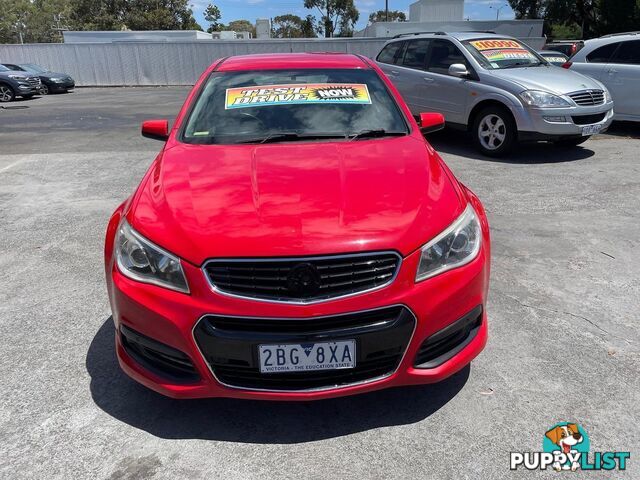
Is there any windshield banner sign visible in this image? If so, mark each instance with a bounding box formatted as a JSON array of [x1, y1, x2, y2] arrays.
[[225, 83, 372, 109], [469, 39, 537, 62]]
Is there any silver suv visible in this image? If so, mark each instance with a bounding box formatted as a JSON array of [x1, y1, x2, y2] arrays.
[[564, 32, 640, 122], [376, 32, 614, 156]]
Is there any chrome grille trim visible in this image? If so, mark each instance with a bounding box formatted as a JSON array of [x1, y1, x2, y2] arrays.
[[568, 89, 605, 106]]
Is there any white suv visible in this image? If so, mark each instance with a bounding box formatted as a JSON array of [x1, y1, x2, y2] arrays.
[[565, 32, 640, 122]]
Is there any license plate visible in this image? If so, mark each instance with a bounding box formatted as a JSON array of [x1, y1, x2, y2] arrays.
[[258, 340, 356, 374], [582, 124, 602, 136]]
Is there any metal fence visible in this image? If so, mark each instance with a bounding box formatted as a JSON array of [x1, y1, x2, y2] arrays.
[[0, 39, 388, 86]]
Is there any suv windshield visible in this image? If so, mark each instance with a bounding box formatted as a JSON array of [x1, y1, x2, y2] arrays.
[[463, 38, 544, 69], [182, 68, 408, 144], [0, 65, 9, 72]]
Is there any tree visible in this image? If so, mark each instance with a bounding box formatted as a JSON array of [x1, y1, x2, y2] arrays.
[[204, 3, 222, 33], [227, 19, 256, 37], [300, 15, 320, 37], [123, 0, 201, 30], [368, 9, 406, 23], [272, 14, 303, 38], [506, 0, 545, 18], [303, 0, 359, 37]]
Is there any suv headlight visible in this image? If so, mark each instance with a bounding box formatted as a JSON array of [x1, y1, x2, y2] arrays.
[[416, 204, 482, 282], [603, 88, 612, 103], [115, 221, 189, 293], [50, 77, 64, 83], [7, 74, 24, 80], [520, 90, 571, 108]]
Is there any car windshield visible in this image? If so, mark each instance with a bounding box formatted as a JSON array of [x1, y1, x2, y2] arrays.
[[182, 68, 409, 144], [21, 64, 46, 73], [0, 65, 9, 72], [463, 38, 545, 69]]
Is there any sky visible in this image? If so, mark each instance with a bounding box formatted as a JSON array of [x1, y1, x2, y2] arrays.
[[190, 0, 516, 32]]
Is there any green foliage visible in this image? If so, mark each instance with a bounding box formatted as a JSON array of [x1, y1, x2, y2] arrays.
[[368, 9, 406, 23], [508, 0, 640, 39], [303, 0, 359, 37], [204, 3, 222, 33], [272, 14, 304, 38], [227, 19, 256, 37]]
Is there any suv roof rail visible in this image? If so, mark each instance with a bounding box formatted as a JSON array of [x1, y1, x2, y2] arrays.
[[600, 31, 640, 38], [391, 31, 446, 39]]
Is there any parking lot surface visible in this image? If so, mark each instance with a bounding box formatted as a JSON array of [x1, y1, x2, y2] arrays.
[[1, 88, 638, 479]]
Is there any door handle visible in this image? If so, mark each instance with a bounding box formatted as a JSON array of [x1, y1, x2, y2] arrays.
[[422, 77, 434, 82], [608, 69, 618, 74], [390, 70, 400, 75]]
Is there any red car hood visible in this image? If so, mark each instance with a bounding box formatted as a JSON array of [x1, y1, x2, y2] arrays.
[[129, 136, 463, 266]]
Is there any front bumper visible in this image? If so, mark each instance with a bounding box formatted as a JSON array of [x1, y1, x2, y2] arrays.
[[15, 82, 37, 96], [47, 80, 75, 92], [106, 208, 490, 401], [513, 101, 614, 138]]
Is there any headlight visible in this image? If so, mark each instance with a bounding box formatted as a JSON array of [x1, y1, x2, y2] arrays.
[[520, 90, 571, 108], [7, 74, 23, 80], [415, 204, 482, 282], [50, 77, 64, 83], [115, 221, 189, 293], [603, 88, 612, 103]]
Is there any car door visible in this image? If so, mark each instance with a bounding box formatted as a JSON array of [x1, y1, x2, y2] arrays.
[[575, 42, 621, 81], [380, 39, 433, 114], [421, 39, 473, 124], [603, 40, 640, 118]]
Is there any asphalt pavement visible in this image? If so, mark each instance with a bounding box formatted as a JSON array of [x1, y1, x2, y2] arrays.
[[0, 88, 638, 479]]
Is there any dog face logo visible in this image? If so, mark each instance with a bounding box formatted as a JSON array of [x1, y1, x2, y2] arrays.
[[543, 423, 589, 471]]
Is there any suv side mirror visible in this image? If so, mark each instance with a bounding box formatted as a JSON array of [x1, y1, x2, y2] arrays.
[[448, 63, 470, 78], [141, 119, 169, 141], [419, 112, 445, 134]]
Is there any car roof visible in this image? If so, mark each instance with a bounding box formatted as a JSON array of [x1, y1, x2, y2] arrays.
[[215, 53, 371, 72], [387, 31, 515, 42], [583, 32, 640, 49]]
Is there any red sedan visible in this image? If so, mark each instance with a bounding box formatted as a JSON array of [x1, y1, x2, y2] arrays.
[[104, 53, 490, 400]]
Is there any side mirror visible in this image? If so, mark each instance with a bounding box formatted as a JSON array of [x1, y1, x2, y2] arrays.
[[419, 112, 445, 134], [448, 63, 470, 78], [141, 119, 169, 141]]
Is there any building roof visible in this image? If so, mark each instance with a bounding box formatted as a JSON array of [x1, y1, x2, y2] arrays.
[[216, 53, 370, 71]]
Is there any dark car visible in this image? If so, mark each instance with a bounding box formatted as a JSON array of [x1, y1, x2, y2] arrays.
[[0, 64, 40, 102], [537, 50, 570, 66], [544, 40, 584, 57], [1, 63, 74, 94]]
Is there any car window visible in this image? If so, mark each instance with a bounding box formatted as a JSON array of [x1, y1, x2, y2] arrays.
[[182, 68, 409, 145], [1, 64, 22, 71], [610, 40, 640, 64], [401, 39, 430, 70], [427, 39, 469, 75], [586, 42, 620, 63], [377, 41, 404, 65], [0, 65, 9, 72]]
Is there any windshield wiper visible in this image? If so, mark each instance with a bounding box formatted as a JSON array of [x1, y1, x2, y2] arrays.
[[239, 132, 347, 144], [348, 129, 407, 141], [502, 61, 543, 69]]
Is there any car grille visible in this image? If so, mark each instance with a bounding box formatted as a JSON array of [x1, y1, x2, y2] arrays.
[[571, 113, 607, 125], [26, 77, 41, 87], [203, 252, 401, 303], [414, 305, 483, 368], [568, 89, 605, 106], [193, 306, 416, 391]]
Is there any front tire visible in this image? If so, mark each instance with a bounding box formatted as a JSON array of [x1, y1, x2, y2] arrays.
[[554, 136, 590, 147], [40, 84, 49, 95], [0, 84, 15, 103], [472, 106, 517, 157]]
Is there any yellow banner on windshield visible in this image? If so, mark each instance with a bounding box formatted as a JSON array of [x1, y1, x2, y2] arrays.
[[470, 39, 536, 62], [225, 83, 371, 109]]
